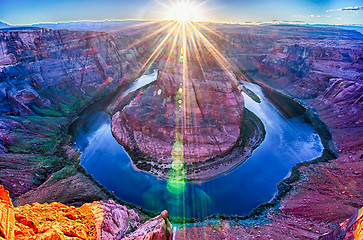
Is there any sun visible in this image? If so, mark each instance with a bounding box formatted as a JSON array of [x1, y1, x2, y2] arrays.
[[170, 1, 196, 21], [164, 0, 206, 22]]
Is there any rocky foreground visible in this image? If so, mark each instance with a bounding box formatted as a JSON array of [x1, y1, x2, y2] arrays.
[[0, 185, 172, 239]]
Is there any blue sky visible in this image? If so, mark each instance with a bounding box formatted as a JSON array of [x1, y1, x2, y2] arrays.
[[0, 0, 362, 25]]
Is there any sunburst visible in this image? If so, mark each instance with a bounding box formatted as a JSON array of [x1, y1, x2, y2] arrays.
[[109, 0, 245, 220], [160, 0, 207, 22]]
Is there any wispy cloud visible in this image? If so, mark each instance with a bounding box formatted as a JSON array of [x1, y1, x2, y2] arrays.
[[327, 6, 363, 12], [338, 6, 363, 11], [293, 14, 331, 19], [271, 19, 305, 24]]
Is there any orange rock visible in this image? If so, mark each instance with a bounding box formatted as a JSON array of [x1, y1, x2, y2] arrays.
[[0, 185, 172, 240], [37, 228, 65, 240], [0, 186, 12, 206], [0, 185, 15, 239], [354, 208, 363, 240], [13, 202, 96, 239]]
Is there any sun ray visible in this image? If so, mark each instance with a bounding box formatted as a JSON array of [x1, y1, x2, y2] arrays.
[[158, 0, 207, 22], [107, 22, 181, 112], [194, 22, 232, 43], [187, 22, 238, 84], [162, 21, 183, 70], [107, 0, 251, 220], [123, 21, 175, 51], [136, 22, 179, 77]]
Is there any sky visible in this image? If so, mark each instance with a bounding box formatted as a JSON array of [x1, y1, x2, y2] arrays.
[[0, 0, 362, 25]]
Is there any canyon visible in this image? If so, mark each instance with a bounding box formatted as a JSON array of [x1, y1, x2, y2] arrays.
[[0, 22, 362, 239]]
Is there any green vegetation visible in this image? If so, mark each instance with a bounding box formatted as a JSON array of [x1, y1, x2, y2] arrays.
[[6, 133, 58, 154], [30, 106, 63, 117], [5, 115, 68, 154], [43, 165, 78, 186]]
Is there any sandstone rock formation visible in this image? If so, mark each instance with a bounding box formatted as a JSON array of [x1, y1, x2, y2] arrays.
[[110, 42, 266, 180], [122, 210, 173, 240], [113, 56, 244, 158], [0, 185, 14, 239], [0, 185, 172, 240]]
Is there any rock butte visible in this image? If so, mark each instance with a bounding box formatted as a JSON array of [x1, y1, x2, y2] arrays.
[[111, 52, 253, 179]]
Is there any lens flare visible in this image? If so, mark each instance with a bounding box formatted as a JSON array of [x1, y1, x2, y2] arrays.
[[160, 0, 207, 22]]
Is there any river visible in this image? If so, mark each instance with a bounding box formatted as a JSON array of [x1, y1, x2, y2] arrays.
[[70, 71, 323, 219]]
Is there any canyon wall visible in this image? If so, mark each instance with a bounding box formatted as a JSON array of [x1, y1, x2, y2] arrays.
[[175, 24, 363, 239], [0, 27, 142, 204]]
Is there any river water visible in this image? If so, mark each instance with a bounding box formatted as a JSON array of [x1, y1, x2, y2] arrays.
[[71, 72, 323, 219]]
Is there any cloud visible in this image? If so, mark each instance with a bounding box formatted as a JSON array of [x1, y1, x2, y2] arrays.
[[271, 19, 305, 24], [293, 15, 307, 19], [327, 6, 363, 12], [294, 14, 331, 19], [338, 6, 363, 11]]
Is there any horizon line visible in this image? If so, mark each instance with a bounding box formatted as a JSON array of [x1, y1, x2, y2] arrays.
[[1, 19, 363, 28]]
